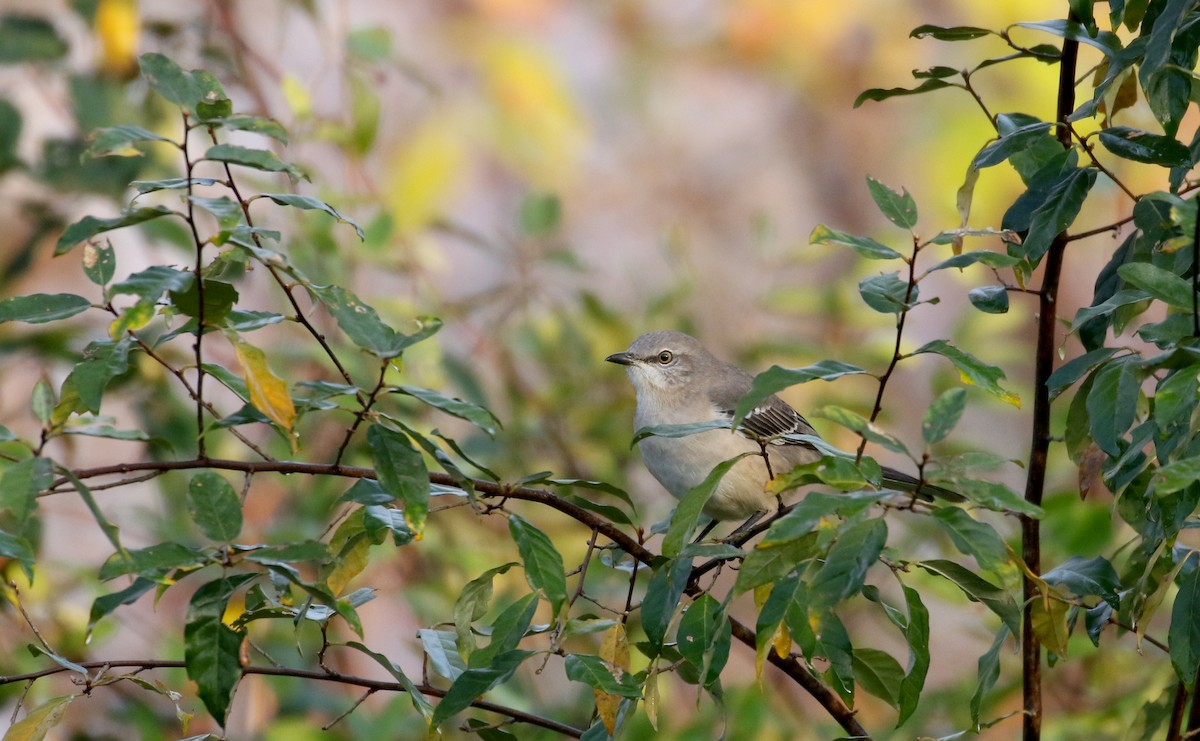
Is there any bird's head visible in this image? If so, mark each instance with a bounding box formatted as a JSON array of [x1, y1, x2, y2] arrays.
[[605, 330, 709, 395]]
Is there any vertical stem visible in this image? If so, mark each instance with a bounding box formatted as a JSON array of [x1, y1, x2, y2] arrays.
[[1021, 23, 1079, 741], [182, 114, 207, 459], [1192, 190, 1199, 337]]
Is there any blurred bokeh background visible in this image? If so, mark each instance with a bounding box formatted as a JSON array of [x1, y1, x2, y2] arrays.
[[0, 1, 1169, 739]]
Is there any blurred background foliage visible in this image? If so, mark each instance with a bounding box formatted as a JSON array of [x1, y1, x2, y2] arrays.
[[0, 1, 1171, 739]]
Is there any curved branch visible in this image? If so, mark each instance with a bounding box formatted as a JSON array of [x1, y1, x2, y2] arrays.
[[53, 456, 867, 735], [0, 659, 584, 737]]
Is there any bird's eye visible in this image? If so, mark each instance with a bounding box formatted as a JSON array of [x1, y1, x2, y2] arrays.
[[657, 350, 673, 364]]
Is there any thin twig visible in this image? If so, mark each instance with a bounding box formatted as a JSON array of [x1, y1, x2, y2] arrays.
[[181, 114, 208, 458]]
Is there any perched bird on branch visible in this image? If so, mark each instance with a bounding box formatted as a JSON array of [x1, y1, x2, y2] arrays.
[[607, 330, 960, 523]]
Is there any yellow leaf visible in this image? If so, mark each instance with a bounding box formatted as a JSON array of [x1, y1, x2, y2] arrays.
[[281, 74, 312, 118], [1030, 594, 1070, 657], [108, 302, 154, 340], [325, 521, 372, 596], [5, 695, 75, 741], [480, 39, 586, 186], [643, 663, 660, 731], [233, 339, 296, 433], [386, 113, 465, 235], [95, 0, 139, 78], [594, 623, 629, 734]]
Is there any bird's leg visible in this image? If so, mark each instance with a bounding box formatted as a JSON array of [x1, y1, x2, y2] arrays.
[[691, 517, 719, 544], [724, 510, 765, 542], [757, 439, 775, 480]]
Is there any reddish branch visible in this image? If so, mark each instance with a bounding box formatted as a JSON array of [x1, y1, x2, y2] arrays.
[[0, 659, 584, 737], [1020, 21, 1079, 741]]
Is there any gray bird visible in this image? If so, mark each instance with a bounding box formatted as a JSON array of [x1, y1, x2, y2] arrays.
[[606, 330, 960, 522]]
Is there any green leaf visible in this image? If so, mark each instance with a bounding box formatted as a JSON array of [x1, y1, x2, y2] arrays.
[[1046, 348, 1119, 400], [1154, 458, 1200, 495], [139, 53, 229, 117], [859, 271, 916, 314], [367, 425, 429, 536], [677, 593, 730, 687], [943, 476, 1043, 516], [967, 285, 1010, 314], [56, 206, 177, 256], [255, 193, 363, 239], [184, 575, 255, 725], [393, 385, 501, 436], [662, 453, 756, 556], [82, 241, 116, 285], [518, 192, 561, 237], [917, 559, 1021, 635], [925, 250, 1021, 273], [0, 16, 68, 62], [419, 628, 467, 681], [853, 78, 956, 107], [430, 650, 531, 727], [208, 114, 289, 144], [810, 223, 904, 260], [169, 279, 239, 326], [1171, 562, 1200, 688], [110, 265, 192, 301], [866, 177, 918, 229], [187, 472, 242, 542], [913, 339, 1020, 407], [470, 594, 538, 668], [812, 610, 855, 702], [68, 338, 132, 414], [310, 285, 440, 358], [564, 654, 641, 698], [204, 144, 303, 180], [732, 360, 867, 429], [970, 626, 1009, 725], [1086, 359, 1139, 455], [922, 387, 966, 445], [85, 125, 172, 158], [1020, 167, 1097, 264], [0, 99, 19, 174], [761, 490, 886, 546], [88, 578, 156, 636], [930, 507, 1008, 572], [1098, 126, 1191, 166], [453, 563, 518, 658], [810, 518, 887, 607], [0, 457, 53, 527], [734, 533, 819, 594], [508, 515, 567, 614], [972, 121, 1055, 169], [1117, 262, 1194, 309], [896, 585, 930, 725], [1043, 555, 1121, 609], [632, 419, 731, 445], [130, 177, 220, 194], [343, 641, 434, 720], [1014, 19, 1121, 56], [909, 24, 994, 40], [0, 530, 35, 581], [98, 542, 206, 580], [0, 294, 91, 324], [642, 558, 693, 649], [853, 648, 903, 709]]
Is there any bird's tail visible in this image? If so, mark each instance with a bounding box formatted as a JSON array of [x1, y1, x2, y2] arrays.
[[879, 466, 964, 503]]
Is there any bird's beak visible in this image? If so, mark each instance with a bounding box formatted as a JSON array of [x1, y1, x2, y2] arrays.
[[605, 351, 635, 366]]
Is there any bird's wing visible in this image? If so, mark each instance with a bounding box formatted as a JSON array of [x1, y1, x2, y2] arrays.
[[709, 377, 819, 448]]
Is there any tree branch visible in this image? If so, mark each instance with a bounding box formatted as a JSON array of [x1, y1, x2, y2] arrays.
[[0, 659, 585, 737], [1021, 17, 1079, 741]]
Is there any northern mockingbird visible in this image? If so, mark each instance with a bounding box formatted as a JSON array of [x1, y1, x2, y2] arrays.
[[607, 330, 960, 522]]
